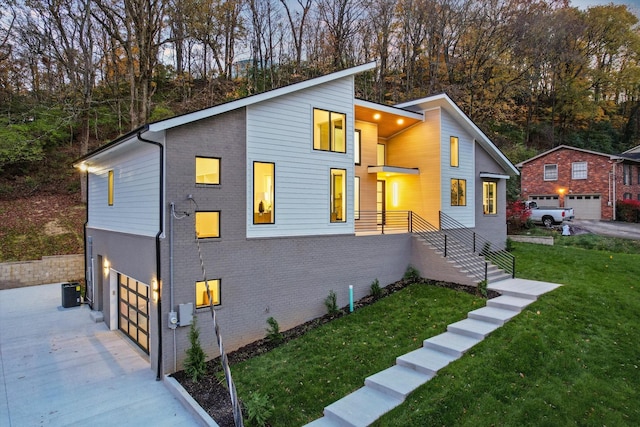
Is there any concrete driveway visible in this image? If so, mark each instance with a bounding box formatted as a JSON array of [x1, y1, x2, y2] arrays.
[[0, 283, 202, 426], [570, 219, 640, 240]]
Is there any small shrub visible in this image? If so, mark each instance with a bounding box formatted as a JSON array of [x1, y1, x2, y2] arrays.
[[507, 200, 532, 233], [265, 316, 283, 344], [616, 199, 640, 223], [184, 316, 207, 382], [403, 265, 420, 282], [324, 290, 339, 315], [244, 392, 273, 427], [505, 237, 514, 252], [370, 279, 382, 299], [477, 279, 488, 298]]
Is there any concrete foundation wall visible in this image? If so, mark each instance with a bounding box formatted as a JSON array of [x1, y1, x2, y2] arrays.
[[0, 255, 84, 289]]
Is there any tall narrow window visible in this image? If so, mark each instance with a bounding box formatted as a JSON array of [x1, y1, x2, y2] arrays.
[[253, 162, 275, 224], [450, 137, 459, 167], [108, 170, 114, 206], [195, 211, 220, 238], [330, 169, 346, 222], [195, 157, 220, 184], [354, 176, 360, 220], [354, 130, 361, 165], [196, 279, 221, 308], [623, 164, 632, 185], [377, 144, 385, 166], [483, 181, 497, 214], [313, 108, 346, 153], [451, 179, 466, 206]]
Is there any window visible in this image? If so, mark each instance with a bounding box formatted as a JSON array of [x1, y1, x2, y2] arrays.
[[108, 170, 114, 205], [354, 176, 360, 220], [624, 192, 632, 200], [330, 169, 346, 222], [195, 279, 221, 308], [544, 164, 558, 181], [195, 211, 220, 238], [354, 130, 361, 165], [451, 179, 466, 206], [195, 157, 220, 184], [377, 144, 385, 166], [572, 161, 587, 180], [253, 162, 274, 224], [313, 108, 346, 152], [450, 136, 459, 167], [483, 181, 497, 214], [623, 164, 632, 185]]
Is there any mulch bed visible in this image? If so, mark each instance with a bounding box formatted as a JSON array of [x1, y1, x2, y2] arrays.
[[171, 279, 497, 426]]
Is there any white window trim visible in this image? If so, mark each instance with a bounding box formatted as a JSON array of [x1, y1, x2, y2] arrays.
[[544, 164, 558, 181], [571, 161, 587, 180]]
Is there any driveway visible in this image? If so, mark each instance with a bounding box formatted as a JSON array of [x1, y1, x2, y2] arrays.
[[570, 219, 640, 240], [0, 283, 202, 426]]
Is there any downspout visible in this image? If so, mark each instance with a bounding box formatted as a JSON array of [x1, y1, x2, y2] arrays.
[[137, 128, 164, 382], [82, 169, 93, 308]]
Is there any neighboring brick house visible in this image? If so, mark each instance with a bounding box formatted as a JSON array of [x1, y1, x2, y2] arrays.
[[74, 63, 518, 377], [517, 145, 640, 220]]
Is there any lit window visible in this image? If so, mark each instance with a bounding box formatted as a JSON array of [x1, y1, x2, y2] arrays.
[[354, 130, 361, 165], [195, 211, 220, 238], [108, 170, 114, 206], [314, 108, 346, 153], [571, 162, 587, 180], [450, 136, 459, 167], [195, 279, 220, 308], [253, 162, 274, 224], [451, 179, 466, 206], [331, 169, 346, 222], [195, 157, 220, 184], [544, 164, 557, 181], [354, 176, 360, 220], [483, 181, 497, 214]]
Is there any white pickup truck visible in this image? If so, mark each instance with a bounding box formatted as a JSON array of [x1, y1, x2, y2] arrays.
[[525, 201, 575, 227]]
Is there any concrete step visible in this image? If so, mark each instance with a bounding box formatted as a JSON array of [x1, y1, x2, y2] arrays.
[[447, 318, 501, 339], [467, 306, 519, 325], [304, 417, 342, 427], [323, 386, 403, 427], [364, 365, 433, 401], [488, 279, 561, 300], [396, 347, 458, 376], [423, 331, 482, 358], [487, 295, 533, 312]]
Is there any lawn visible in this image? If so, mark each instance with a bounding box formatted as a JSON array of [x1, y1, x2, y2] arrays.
[[220, 240, 640, 426]]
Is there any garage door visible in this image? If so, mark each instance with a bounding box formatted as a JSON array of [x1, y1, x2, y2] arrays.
[[118, 274, 150, 353], [528, 195, 559, 207], [566, 194, 601, 220]]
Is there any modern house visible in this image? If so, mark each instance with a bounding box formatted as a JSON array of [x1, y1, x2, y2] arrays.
[[74, 62, 518, 376], [517, 145, 640, 220]]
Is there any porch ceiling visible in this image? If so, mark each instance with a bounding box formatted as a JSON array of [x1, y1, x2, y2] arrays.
[[368, 165, 419, 176], [355, 103, 422, 138]]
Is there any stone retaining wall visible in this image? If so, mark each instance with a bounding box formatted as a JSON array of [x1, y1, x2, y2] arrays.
[[0, 255, 84, 290]]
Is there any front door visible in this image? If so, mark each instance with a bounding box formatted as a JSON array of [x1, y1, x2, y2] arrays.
[[377, 180, 386, 225]]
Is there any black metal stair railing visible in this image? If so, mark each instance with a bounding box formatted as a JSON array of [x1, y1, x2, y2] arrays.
[[438, 211, 515, 279]]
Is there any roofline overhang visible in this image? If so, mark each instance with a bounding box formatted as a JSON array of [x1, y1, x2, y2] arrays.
[[367, 165, 420, 176], [354, 99, 424, 121], [480, 172, 510, 180]]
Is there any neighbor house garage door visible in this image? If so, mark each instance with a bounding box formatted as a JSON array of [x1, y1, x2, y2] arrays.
[[528, 195, 560, 207], [566, 194, 601, 220], [118, 274, 150, 354]]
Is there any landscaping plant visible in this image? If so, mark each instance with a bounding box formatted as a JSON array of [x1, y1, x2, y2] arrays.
[[184, 316, 207, 382]]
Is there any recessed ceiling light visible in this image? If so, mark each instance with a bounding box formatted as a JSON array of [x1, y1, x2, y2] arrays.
[[373, 113, 381, 120], [397, 119, 404, 125]]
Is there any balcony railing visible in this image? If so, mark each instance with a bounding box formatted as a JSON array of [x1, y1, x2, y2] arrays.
[[354, 211, 412, 234]]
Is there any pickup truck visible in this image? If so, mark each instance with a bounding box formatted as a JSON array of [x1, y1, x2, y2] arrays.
[[524, 201, 574, 227]]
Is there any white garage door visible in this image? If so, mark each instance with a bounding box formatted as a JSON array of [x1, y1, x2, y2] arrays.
[[566, 194, 601, 220], [528, 195, 560, 207]]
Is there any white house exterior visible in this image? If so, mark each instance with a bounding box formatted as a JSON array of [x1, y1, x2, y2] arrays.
[[75, 63, 518, 376]]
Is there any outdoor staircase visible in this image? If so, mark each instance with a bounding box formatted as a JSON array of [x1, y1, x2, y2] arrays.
[[304, 279, 561, 427]]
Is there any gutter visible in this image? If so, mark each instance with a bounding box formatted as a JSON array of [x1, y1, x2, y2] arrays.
[[137, 128, 165, 382]]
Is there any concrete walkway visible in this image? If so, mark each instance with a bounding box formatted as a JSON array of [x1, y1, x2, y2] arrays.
[[0, 283, 202, 427], [304, 278, 562, 427]]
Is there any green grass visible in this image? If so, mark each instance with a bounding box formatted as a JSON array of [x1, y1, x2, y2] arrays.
[[231, 284, 483, 425], [223, 239, 640, 426]]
